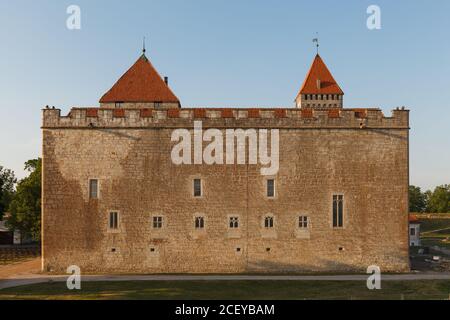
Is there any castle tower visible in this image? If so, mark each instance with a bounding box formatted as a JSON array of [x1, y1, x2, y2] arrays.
[[295, 54, 344, 109], [99, 53, 180, 109]]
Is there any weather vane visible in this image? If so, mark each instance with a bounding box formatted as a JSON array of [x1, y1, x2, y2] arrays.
[[312, 33, 319, 55], [143, 36, 146, 54]]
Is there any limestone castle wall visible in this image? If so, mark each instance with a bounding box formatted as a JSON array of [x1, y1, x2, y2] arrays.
[[42, 107, 408, 129], [41, 107, 410, 273]]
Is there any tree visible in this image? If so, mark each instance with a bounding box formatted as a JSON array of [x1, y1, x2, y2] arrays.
[[0, 165, 16, 220], [409, 185, 427, 213], [7, 158, 41, 241], [426, 184, 450, 213]]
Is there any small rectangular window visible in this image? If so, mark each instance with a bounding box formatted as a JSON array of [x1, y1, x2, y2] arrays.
[[264, 216, 274, 228], [195, 216, 205, 229], [299, 216, 308, 228], [153, 216, 163, 229], [410, 228, 416, 236], [193, 179, 202, 197], [109, 212, 118, 229], [333, 195, 344, 228], [229, 217, 239, 229], [89, 179, 98, 199], [267, 179, 275, 198]]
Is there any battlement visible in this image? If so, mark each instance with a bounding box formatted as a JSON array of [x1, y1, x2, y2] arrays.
[[42, 107, 409, 129]]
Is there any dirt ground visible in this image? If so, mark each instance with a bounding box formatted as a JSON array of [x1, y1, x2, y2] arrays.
[[0, 258, 41, 280]]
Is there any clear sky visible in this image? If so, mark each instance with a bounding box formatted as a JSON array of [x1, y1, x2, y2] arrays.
[[0, 0, 449, 190]]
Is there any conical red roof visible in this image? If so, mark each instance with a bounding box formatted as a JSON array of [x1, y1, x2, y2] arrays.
[[297, 54, 344, 95], [100, 54, 180, 103]]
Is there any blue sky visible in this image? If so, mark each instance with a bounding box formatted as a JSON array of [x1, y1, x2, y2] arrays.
[[0, 0, 449, 190]]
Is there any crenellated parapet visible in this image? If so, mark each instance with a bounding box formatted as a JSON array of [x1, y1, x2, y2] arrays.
[[42, 107, 409, 129]]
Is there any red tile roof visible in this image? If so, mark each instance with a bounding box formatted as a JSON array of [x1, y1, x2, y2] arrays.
[[140, 108, 153, 118], [194, 109, 206, 118], [86, 108, 98, 117], [247, 109, 260, 118], [297, 54, 344, 95], [274, 109, 287, 118], [167, 109, 180, 118], [113, 109, 125, 117], [221, 109, 234, 118], [99, 54, 180, 104], [301, 108, 313, 118], [328, 108, 341, 118]]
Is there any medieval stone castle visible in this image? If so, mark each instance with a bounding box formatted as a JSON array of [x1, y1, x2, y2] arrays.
[[42, 50, 410, 273]]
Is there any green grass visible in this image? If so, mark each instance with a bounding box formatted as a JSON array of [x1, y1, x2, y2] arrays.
[[419, 218, 450, 233], [0, 280, 449, 300], [421, 239, 450, 249], [416, 217, 450, 249]]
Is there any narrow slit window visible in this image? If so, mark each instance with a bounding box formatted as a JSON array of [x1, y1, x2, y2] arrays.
[[193, 179, 202, 197], [333, 195, 344, 228], [89, 179, 98, 199], [267, 179, 275, 198], [109, 212, 118, 229]]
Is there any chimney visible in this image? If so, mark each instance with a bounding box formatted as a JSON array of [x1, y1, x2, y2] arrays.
[[316, 79, 321, 90], [164, 77, 169, 85]]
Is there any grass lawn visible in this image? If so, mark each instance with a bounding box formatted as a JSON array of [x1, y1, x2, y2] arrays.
[[419, 218, 450, 232], [421, 239, 450, 249], [417, 217, 450, 249], [0, 280, 449, 300]]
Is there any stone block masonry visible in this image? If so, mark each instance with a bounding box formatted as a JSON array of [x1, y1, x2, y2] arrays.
[[41, 107, 410, 273]]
